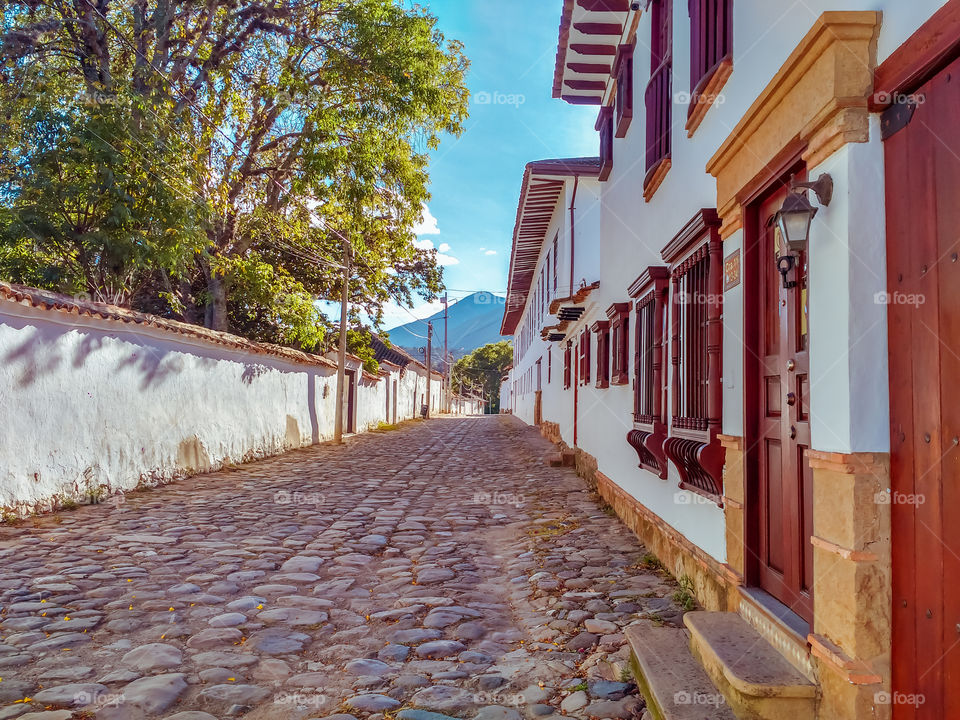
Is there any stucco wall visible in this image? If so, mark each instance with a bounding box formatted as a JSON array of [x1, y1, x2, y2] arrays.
[[0, 298, 465, 515]]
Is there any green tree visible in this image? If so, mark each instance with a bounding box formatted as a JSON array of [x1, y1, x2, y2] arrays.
[[453, 340, 513, 414], [0, 0, 467, 350]]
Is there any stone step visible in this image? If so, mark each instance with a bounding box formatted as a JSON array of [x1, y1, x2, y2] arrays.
[[684, 611, 818, 720], [624, 620, 737, 720], [561, 449, 576, 466]]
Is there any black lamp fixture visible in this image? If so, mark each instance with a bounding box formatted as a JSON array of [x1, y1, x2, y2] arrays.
[[773, 173, 833, 288]]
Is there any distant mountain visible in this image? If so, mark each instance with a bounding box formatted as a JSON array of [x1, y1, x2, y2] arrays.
[[384, 292, 506, 361]]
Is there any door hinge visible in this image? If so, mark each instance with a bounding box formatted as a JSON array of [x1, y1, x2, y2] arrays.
[[881, 99, 918, 141]]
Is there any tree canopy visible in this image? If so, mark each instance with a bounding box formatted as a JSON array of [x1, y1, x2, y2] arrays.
[[0, 0, 469, 357], [452, 340, 513, 414]]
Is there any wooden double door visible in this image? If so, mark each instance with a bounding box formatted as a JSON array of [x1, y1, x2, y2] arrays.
[[747, 181, 814, 624], [884, 53, 960, 719]]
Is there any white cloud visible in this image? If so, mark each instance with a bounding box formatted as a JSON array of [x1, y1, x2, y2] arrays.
[[484, 249, 497, 256], [479, 247, 486, 251], [412, 238, 435, 250], [435, 253, 460, 266], [413, 203, 440, 235], [438, 242, 451, 253]]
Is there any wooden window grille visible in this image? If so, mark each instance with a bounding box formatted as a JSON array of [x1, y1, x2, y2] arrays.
[[563, 341, 572, 390], [626, 267, 671, 478], [614, 42, 635, 137], [597, 106, 614, 182], [644, 0, 672, 199], [660, 209, 725, 502], [608, 303, 631, 385], [686, 0, 733, 136], [592, 320, 611, 389], [579, 329, 592, 385]]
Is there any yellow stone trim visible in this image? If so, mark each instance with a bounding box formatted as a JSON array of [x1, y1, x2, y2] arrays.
[[722, 495, 743, 510], [718, 433, 744, 450], [809, 633, 884, 685], [706, 11, 881, 223], [806, 449, 889, 475], [810, 534, 879, 562]]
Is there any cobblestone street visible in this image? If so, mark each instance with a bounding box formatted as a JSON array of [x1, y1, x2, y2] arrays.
[[0, 416, 688, 720]]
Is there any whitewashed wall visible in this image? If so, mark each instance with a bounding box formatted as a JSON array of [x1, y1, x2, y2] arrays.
[[0, 298, 465, 515]]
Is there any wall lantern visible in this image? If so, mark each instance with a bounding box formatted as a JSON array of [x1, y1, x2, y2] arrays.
[[773, 173, 833, 288]]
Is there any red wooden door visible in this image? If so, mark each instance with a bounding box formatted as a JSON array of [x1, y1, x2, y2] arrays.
[[884, 55, 960, 720], [752, 185, 814, 623]]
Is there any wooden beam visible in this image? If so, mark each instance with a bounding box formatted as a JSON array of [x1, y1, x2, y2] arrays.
[[871, 0, 960, 110], [577, 0, 630, 11], [565, 79, 608, 91], [561, 94, 602, 105], [570, 43, 617, 56], [573, 22, 623, 35], [568, 62, 613, 74]]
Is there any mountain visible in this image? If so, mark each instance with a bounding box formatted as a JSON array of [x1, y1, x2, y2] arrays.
[[383, 292, 506, 360]]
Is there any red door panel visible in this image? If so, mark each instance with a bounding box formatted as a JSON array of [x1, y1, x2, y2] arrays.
[[885, 54, 960, 719]]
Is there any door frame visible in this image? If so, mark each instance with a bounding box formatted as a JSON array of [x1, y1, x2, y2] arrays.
[[741, 149, 811, 621]]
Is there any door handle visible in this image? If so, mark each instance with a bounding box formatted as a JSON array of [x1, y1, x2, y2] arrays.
[[787, 358, 796, 372], [790, 425, 797, 440], [786, 392, 797, 406]]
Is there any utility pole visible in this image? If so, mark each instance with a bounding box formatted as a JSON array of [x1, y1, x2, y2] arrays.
[[442, 293, 449, 414], [333, 239, 351, 444], [426, 322, 433, 419]]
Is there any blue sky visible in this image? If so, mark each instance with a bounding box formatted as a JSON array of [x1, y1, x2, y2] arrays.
[[381, 0, 599, 328]]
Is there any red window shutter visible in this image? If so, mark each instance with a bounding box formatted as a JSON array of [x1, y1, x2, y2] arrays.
[[614, 43, 635, 137], [645, 0, 673, 184], [688, 0, 732, 92], [596, 106, 614, 182]]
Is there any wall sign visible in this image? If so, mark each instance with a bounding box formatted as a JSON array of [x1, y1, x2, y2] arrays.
[[724, 249, 741, 291]]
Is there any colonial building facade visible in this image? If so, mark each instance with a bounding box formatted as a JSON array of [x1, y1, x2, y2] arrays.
[[501, 2, 960, 719]]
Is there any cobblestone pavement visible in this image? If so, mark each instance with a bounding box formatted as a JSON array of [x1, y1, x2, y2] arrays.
[[0, 416, 688, 720]]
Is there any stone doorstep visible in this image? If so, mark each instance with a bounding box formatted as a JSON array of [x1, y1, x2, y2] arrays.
[[684, 611, 818, 720], [624, 620, 737, 720]]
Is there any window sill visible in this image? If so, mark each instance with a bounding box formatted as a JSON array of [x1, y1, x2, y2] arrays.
[[596, 379, 610, 389], [686, 56, 733, 138], [643, 156, 672, 202], [611, 374, 630, 386], [663, 425, 725, 504], [627, 419, 668, 479]]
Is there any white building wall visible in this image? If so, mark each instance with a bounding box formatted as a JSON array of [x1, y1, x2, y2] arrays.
[[504, 0, 949, 565], [0, 298, 472, 515]]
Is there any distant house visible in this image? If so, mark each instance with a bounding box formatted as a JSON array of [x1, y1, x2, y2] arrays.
[[501, 2, 960, 719]]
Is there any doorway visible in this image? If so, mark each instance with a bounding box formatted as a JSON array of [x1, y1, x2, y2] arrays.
[[745, 177, 814, 625]]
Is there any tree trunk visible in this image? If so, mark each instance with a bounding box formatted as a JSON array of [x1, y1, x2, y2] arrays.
[[205, 272, 229, 332]]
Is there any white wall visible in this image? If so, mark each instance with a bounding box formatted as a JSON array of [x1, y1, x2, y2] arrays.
[[0, 299, 472, 515]]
